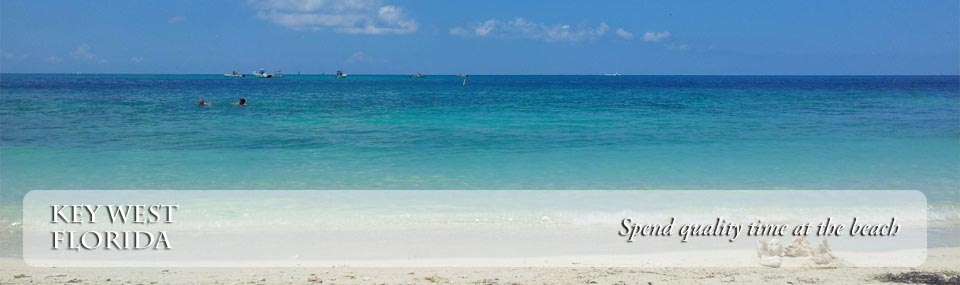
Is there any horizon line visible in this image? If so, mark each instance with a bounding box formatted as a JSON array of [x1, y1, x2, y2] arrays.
[[2, 72, 959, 77]]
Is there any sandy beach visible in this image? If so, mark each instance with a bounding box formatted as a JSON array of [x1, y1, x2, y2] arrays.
[[0, 247, 957, 284], [2, 1, 958, 283]]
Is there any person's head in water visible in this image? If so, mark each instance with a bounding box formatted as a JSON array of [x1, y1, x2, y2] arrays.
[[198, 98, 207, 106], [238, 98, 246, 107]]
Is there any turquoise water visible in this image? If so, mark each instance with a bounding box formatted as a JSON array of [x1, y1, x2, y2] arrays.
[[1, 75, 958, 206]]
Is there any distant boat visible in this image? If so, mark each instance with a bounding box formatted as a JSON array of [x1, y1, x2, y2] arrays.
[[457, 73, 470, 78], [224, 71, 245, 77], [254, 68, 283, 78], [409, 73, 426, 78], [336, 69, 348, 78], [604, 73, 622, 76]]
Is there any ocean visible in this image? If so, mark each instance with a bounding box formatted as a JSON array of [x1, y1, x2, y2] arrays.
[[1, 74, 958, 223]]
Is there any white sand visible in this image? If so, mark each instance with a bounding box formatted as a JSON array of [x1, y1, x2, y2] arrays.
[[1, 247, 957, 284]]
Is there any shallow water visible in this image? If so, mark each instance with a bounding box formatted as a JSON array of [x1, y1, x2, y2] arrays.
[[1, 75, 957, 204]]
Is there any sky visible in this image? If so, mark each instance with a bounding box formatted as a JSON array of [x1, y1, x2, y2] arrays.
[[1, 0, 958, 75]]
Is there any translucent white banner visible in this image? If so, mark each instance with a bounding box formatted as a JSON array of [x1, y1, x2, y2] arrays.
[[22, 190, 926, 267]]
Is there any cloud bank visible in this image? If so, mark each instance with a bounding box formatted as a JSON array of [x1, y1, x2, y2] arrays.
[[642, 31, 671, 42], [70, 45, 97, 60], [615, 28, 634, 40], [2, 51, 29, 61], [168, 16, 187, 24], [251, 0, 417, 35], [450, 18, 610, 43]]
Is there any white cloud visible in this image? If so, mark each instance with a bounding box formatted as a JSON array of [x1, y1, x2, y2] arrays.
[[643, 31, 671, 42], [130, 56, 144, 64], [2, 51, 28, 60], [251, 0, 417, 35], [346, 51, 372, 63], [664, 43, 689, 51], [70, 44, 97, 60], [450, 18, 609, 43], [46, 56, 62, 63], [615, 28, 634, 40], [168, 16, 187, 24]]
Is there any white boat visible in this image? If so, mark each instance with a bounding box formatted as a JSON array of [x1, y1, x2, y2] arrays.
[[336, 70, 348, 78], [224, 71, 245, 77], [253, 68, 271, 78], [409, 73, 426, 78], [253, 68, 283, 78], [604, 73, 622, 76]]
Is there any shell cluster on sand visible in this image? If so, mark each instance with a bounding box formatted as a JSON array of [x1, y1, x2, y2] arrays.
[[756, 237, 840, 268]]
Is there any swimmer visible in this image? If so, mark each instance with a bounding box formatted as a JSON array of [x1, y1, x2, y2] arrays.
[[238, 98, 246, 107], [198, 98, 211, 107]]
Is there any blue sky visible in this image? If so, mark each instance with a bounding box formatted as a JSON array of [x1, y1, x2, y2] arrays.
[[1, 0, 958, 75]]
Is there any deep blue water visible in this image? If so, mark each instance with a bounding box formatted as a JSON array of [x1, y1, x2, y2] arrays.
[[1, 75, 957, 208]]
